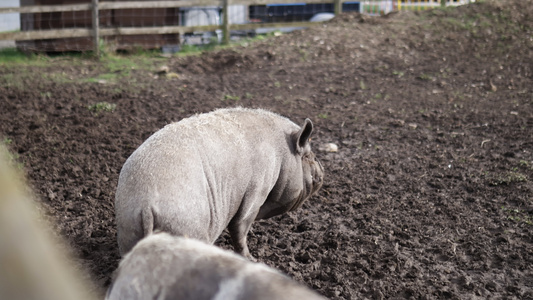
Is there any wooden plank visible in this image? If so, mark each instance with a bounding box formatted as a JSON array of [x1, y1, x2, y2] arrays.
[[0, 29, 92, 41], [232, 0, 332, 5], [230, 21, 318, 31], [222, 0, 229, 44], [99, 0, 336, 9], [0, 4, 91, 14], [97, 0, 221, 10], [99, 25, 222, 36], [334, 0, 342, 15], [0, 0, 338, 14], [101, 22, 320, 36], [0, 20, 321, 41], [92, 0, 99, 55]]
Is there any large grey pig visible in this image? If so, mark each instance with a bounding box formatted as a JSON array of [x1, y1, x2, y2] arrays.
[[115, 107, 324, 258], [106, 233, 327, 300]]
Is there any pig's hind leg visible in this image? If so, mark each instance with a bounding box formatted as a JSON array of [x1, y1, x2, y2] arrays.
[[228, 209, 259, 261]]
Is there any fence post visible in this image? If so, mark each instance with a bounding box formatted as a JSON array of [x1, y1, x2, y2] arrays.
[[92, 0, 99, 56], [334, 0, 342, 15], [222, 0, 230, 45], [440, 0, 446, 7]]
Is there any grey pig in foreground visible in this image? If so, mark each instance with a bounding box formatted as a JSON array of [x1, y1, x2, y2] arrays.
[[115, 107, 324, 258], [106, 232, 327, 300]]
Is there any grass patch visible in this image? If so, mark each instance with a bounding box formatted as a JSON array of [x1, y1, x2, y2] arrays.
[[2, 137, 13, 145], [86, 73, 120, 83], [298, 49, 309, 62], [501, 206, 533, 226], [0, 31, 285, 90], [106, 57, 137, 75], [0, 73, 18, 89], [0, 48, 46, 66], [0, 48, 31, 64], [0, 71, 39, 90], [176, 31, 282, 57], [418, 73, 433, 81], [222, 94, 240, 101], [178, 43, 217, 55], [86, 53, 163, 83], [43, 72, 73, 84], [88, 101, 116, 113], [40, 91, 52, 99], [519, 160, 533, 170], [105, 54, 157, 73], [393, 70, 404, 78], [488, 171, 528, 186]]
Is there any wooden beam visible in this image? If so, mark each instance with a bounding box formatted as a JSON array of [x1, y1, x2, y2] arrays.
[[92, 0, 99, 56], [0, 4, 91, 14], [230, 21, 318, 31], [0, 0, 338, 14], [99, 25, 222, 36], [0, 29, 93, 41], [334, 0, 342, 15], [97, 0, 220, 10], [232, 0, 330, 4], [222, 0, 230, 45], [0, 21, 323, 42]]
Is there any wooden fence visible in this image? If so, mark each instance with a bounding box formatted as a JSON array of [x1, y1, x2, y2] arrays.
[[0, 0, 343, 54], [0, 0, 471, 54]]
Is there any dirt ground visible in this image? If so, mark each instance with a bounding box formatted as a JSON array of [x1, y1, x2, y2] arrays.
[[1, 0, 532, 299]]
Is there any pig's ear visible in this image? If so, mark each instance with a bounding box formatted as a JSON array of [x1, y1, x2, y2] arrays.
[[295, 118, 314, 154]]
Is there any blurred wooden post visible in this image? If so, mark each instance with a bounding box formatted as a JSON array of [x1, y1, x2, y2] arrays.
[[334, 0, 342, 15], [222, 0, 229, 45], [92, 0, 99, 56], [440, 0, 446, 7]]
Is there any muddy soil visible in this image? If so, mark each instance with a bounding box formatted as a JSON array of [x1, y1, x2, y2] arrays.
[[1, 0, 532, 299]]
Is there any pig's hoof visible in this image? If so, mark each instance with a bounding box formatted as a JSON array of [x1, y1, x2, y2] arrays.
[[240, 251, 256, 262], [245, 254, 257, 262]]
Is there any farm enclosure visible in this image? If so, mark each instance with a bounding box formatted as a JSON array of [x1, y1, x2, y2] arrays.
[[0, 0, 532, 299], [0, 0, 475, 52]]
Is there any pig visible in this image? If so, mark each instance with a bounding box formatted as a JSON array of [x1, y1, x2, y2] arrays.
[[106, 232, 327, 300], [115, 107, 324, 258]]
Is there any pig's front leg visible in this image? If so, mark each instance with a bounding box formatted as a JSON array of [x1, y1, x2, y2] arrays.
[[228, 209, 259, 261]]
